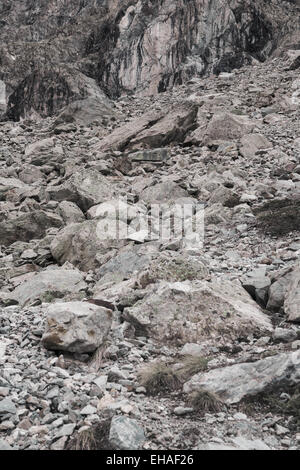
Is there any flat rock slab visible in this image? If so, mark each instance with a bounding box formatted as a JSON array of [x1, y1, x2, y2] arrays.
[[8, 269, 86, 308], [184, 350, 300, 404]]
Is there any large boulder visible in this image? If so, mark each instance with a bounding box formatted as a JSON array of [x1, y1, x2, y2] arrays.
[[47, 170, 115, 212], [184, 350, 300, 404], [202, 112, 256, 146], [50, 221, 129, 271], [242, 267, 271, 308], [7, 269, 86, 308], [0, 210, 63, 246], [140, 182, 188, 205], [123, 279, 273, 345], [42, 301, 112, 353], [94, 103, 197, 152]]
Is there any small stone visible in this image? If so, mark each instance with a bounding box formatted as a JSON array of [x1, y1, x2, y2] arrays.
[[275, 424, 289, 436], [174, 407, 193, 416], [80, 405, 97, 415], [0, 398, 17, 415], [0, 438, 12, 450]]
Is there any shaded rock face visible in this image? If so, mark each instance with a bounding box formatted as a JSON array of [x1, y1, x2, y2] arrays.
[[0, 0, 299, 118]]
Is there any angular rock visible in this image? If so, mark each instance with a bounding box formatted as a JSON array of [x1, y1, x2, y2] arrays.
[[184, 350, 300, 404], [128, 148, 169, 162], [0, 439, 12, 451], [273, 328, 297, 343], [0, 210, 63, 246], [109, 416, 145, 450], [254, 197, 300, 236], [42, 301, 113, 353], [239, 133, 272, 158], [284, 263, 300, 322], [51, 221, 128, 271], [95, 103, 197, 152], [123, 279, 273, 344], [140, 182, 188, 205], [202, 112, 256, 146], [242, 267, 271, 307], [7, 269, 86, 308], [47, 170, 115, 212]]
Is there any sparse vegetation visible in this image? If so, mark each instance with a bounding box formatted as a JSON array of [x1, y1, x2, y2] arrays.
[[66, 420, 113, 450], [175, 355, 209, 382], [138, 361, 181, 395], [187, 390, 224, 414]]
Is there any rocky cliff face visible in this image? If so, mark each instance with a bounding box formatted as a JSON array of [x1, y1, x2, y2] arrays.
[[0, 0, 299, 119]]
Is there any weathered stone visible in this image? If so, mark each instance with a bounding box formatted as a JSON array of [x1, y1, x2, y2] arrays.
[[51, 220, 128, 271], [273, 328, 297, 343], [47, 170, 115, 212], [202, 112, 255, 146], [7, 269, 86, 308], [284, 262, 300, 322], [109, 416, 145, 450], [254, 197, 300, 236], [0, 210, 63, 246], [42, 301, 112, 353], [242, 267, 271, 307], [239, 133, 272, 158], [184, 350, 300, 404], [123, 279, 272, 344]]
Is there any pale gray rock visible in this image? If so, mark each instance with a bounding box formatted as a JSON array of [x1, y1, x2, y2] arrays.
[[242, 267, 271, 307], [202, 112, 256, 146], [123, 279, 272, 344], [47, 170, 115, 212], [109, 416, 145, 450], [7, 269, 86, 308], [0, 438, 12, 451], [51, 220, 128, 271], [239, 133, 272, 158], [57, 201, 85, 224], [284, 262, 300, 322], [184, 350, 300, 404], [140, 182, 188, 205], [273, 328, 297, 343], [0, 398, 17, 416], [42, 301, 112, 353], [267, 270, 293, 312]]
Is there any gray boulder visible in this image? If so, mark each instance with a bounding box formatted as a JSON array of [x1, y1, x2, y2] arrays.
[[123, 278, 272, 345], [242, 267, 271, 307], [42, 301, 112, 353], [7, 269, 86, 307], [47, 170, 115, 212], [51, 221, 129, 271], [0, 210, 63, 246], [184, 350, 300, 404]]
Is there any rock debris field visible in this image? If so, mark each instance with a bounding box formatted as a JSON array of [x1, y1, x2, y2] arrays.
[[0, 0, 300, 452]]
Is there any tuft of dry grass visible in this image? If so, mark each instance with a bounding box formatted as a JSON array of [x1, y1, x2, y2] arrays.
[[175, 355, 209, 382], [187, 390, 224, 414], [66, 420, 113, 450], [138, 361, 181, 396]]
